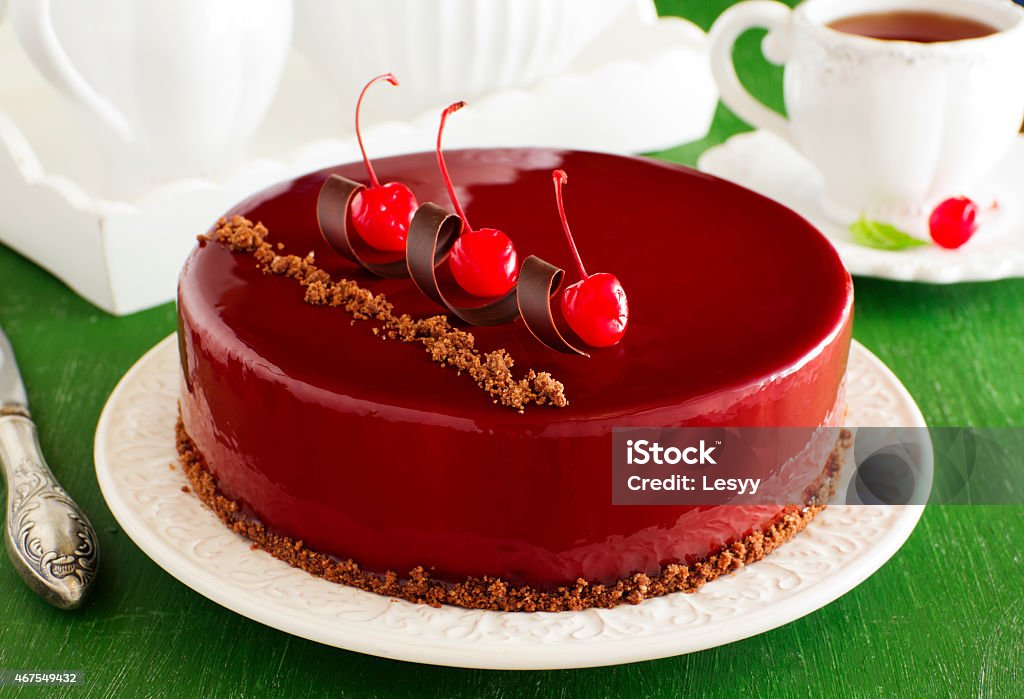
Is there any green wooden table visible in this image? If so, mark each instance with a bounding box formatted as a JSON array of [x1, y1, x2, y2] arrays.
[[1, 2, 1022, 696]]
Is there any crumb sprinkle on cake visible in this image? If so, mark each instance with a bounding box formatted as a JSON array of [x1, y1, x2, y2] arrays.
[[203, 215, 567, 411]]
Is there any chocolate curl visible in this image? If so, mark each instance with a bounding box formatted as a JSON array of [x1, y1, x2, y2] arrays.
[[316, 174, 409, 278], [406, 203, 520, 326], [517, 256, 589, 357], [317, 176, 590, 355]]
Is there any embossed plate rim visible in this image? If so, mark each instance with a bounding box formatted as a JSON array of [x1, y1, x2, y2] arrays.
[[94, 335, 927, 669]]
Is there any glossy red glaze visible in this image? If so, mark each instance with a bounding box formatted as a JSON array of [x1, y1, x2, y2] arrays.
[[178, 149, 853, 590]]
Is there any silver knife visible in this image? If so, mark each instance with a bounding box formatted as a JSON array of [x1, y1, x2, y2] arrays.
[[0, 326, 97, 609]]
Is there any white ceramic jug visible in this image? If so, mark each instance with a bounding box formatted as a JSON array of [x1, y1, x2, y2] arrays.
[[293, 0, 638, 121]]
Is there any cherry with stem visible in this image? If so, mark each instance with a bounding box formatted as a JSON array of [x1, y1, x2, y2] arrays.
[[349, 73, 419, 252], [437, 102, 520, 298], [552, 169, 629, 348]]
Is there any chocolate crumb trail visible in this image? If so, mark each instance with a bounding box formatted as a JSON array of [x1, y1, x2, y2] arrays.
[[203, 216, 567, 411], [177, 417, 850, 612]]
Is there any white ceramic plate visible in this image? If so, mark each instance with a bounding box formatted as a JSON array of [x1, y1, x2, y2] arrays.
[[95, 336, 927, 670], [698, 131, 1024, 283]]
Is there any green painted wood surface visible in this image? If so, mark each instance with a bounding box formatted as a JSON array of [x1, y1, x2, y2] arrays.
[[1, 2, 1022, 696]]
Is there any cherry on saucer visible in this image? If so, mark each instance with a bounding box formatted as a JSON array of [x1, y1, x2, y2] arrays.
[[929, 196, 980, 250]]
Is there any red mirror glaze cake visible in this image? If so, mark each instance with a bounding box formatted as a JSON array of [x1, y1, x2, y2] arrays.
[[176, 149, 853, 611]]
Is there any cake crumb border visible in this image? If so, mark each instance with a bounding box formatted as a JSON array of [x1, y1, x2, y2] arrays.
[[176, 416, 850, 612]]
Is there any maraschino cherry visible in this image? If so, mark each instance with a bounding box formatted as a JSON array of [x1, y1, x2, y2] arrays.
[[551, 170, 628, 348], [349, 73, 418, 252], [436, 102, 519, 297], [929, 196, 980, 250]]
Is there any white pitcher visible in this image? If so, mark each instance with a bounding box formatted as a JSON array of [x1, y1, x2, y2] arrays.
[[293, 0, 638, 121], [8, 0, 293, 200]]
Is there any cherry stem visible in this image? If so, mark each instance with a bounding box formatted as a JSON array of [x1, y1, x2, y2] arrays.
[[355, 73, 399, 190], [552, 170, 588, 280], [437, 102, 474, 233]]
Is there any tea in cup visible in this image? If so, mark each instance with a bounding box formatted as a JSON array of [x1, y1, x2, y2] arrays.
[[709, 0, 1024, 227]]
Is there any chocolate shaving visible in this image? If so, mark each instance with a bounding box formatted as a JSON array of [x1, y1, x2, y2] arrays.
[[316, 175, 408, 278], [317, 174, 591, 354], [517, 256, 589, 357], [406, 203, 520, 326]]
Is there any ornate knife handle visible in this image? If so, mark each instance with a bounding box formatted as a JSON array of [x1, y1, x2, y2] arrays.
[[0, 413, 98, 609]]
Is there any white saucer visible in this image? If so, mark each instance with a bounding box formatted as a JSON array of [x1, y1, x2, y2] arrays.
[[698, 131, 1024, 284], [94, 336, 927, 670]]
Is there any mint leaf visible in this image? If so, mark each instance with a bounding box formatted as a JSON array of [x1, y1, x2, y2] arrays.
[[849, 216, 929, 251]]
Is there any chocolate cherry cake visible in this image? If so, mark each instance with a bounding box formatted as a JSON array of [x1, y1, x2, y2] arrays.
[[176, 148, 853, 612]]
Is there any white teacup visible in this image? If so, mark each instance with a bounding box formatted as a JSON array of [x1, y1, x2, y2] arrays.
[[8, 0, 293, 200], [709, 0, 1024, 227]]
